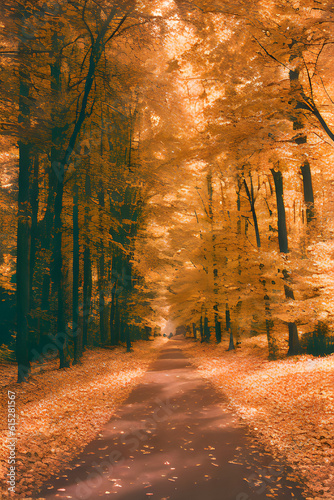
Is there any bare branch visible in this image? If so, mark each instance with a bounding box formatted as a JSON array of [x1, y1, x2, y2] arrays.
[[302, 54, 314, 101], [195, 188, 209, 218], [311, 131, 334, 149], [79, 45, 93, 76], [311, 40, 326, 78], [253, 36, 290, 70], [0, 50, 52, 56], [82, 0, 95, 45], [320, 76, 334, 105], [104, 13, 131, 45]]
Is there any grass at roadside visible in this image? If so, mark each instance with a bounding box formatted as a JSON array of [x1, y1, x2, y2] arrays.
[[184, 335, 334, 500], [0, 338, 167, 499]]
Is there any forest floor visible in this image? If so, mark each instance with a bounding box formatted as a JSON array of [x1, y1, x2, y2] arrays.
[[0, 335, 332, 500], [0, 337, 168, 499], [34, 337, 305, 500], [184, 335, 334, 500]]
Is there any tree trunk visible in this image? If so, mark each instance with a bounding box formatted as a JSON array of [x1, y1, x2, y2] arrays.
[[48, 26, 69, 369], [250, 204, 261, 248], [98, 183, 107, 344], [16, 141, 32, 382], [192, 322, 197, 339], [50, 11, 129, 364], [237, 183, 241, 235], [39, 273, 51, 354], [226, 304, 235, 351], [98, 252, 106, 343], [288, 322, 301, 356], [126, 324, 132, 352], [207, 171, 222, 343], [144, 326, 151, 340], [109, 256, 124, 346], [300, 161, 314, 223], [204, 316, 210, 342], [29, 152, 39, 306], [120, 320, 126, 343], [83, 173, 92, 349], [54, 165, 69, 368], [72, 184, 81, 364], [41, 274, 50, 311], [235, 300, 242, 345], [49, 30, 63, 289], [228, 328, 235, 351], [214, 307, 221, 343], [114, 294, 121, 344], [243, 176, 261, 248], [16, 44, 32, 382], [110, 285, 118, 345], [263, 285, 277, 360], [199, 315, 204, 342], [289, 57, 315, 225], [225, 303, 231, 332], [278, 63, 303, 350], [271, 168, 289, 253], [283, 270, 301, 355], [265, 318, 275, 359], [83, 246, 92, 348]]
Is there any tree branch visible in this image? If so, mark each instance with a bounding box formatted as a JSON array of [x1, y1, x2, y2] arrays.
[[320, 76, 334, 105], [253, 36, 289, 70], [82, 0, 95, 45], [302, 54, 314, 101]]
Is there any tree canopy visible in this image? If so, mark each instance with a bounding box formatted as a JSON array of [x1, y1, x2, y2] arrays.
[[1, 0, 334, 381]]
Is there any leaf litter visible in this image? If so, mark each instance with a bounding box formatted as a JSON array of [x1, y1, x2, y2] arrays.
[[185, 335, 334, 500], [0, 338, 167, 499]]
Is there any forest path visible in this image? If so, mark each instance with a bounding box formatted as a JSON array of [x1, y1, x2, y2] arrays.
[[36, 337, 306, 500]]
